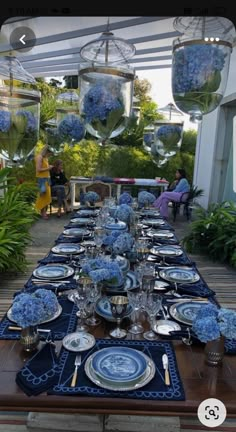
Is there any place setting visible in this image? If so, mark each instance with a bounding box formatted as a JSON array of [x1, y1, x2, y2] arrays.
[[147, 245, 193, 266], [38, 244, 86, 264], [49, 338, 186, 401]]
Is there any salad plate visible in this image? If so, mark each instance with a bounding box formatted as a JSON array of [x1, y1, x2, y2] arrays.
[[150, 245, 183, 257], [159, 267, 200, 284], [169, 301, 208, 325], [51, 244, 85, 255], [63, 228, 91, 237]]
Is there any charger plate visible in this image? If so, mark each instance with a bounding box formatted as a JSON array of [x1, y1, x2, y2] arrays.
[[70, 218, 95, 226], [141, 218, 165, 226], [91, 347, 147, 383], [62, 333, 95, 352], [63, 228, 91, 237], [7, 304, 62, 325], [85, 351, 155, 391], [33, 264, 74, 280], [159, 267, 200, 284], [150, 245, 183, 257], [147, 230, 174, 239], [51, 244, 85, 255], [169, 301, 208, 325]]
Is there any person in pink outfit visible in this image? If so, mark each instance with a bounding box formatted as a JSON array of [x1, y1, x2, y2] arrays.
[[153, 169, 190, 219]]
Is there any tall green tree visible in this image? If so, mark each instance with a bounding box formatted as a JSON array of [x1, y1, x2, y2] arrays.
[[180, 129, 197, 155]]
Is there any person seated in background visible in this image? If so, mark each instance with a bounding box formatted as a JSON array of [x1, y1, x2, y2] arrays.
[[153, 168, 190, 219], [50, 159, 70, 217]]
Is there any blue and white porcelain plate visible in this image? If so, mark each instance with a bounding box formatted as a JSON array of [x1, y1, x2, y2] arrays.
[[95, 296, 133, 322], [150, 245, 183, 257], [141, 218, 165, 226], [169, 301, 208, 325], [51, 243, 85, 255], [33, 264, 74, 280], [105, 271, 139, 293], [159, 267, 200, 283], [63, 228, 91, 237], [147, 230, 174, 239], [69, 218, 95, 226], [76, 209, 98, 217], [140, 210, 160, 217], [91, 347, 147, 383]]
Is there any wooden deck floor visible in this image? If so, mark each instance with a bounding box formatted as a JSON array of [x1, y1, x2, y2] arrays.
[[0, 212, 235, 318]]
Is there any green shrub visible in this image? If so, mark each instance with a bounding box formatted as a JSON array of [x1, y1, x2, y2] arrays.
[[183, 201, 236, 267]]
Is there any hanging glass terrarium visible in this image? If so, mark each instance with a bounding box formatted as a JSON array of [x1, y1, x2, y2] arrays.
[[0, 56, 40, 160], [56, 91, 80, 124], [172, 17, 235, 122], [79, 25, 135, 143], [152, 103, 184, 157]]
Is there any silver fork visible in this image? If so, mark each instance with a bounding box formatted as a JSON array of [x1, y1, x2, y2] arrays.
[[71, 354, 82, 387]]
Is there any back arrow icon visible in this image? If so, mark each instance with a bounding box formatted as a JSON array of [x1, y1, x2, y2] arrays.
[[19, 35, 26, 45]]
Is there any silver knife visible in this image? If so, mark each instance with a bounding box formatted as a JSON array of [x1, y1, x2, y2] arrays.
[[162, 354, 170, 385]]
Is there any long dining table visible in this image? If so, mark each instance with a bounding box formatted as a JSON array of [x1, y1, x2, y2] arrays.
[[0, 324, 236, 416], [0, 205, 236, 419]]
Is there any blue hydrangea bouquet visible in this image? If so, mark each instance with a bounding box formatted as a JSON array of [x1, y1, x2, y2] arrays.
[[82, 83, 125, 140], [57, 114, 85, 143], [0, 109, 37, 158], [172, 44, 226, 116], [138, 191, 156, 208], [192, 303, 236, 342], [81, 257, 124, 287], [114, 204, 134, 224], [83, 191, 100, 205], [156, 125, 182, 151], [11, 289, 59, 328]]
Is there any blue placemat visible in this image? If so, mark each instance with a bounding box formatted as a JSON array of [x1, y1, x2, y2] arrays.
[[55, 233, 93, 244], [0, 298, 77, 341], [49, 338, 185, 401], [38, 252, 84, 265]]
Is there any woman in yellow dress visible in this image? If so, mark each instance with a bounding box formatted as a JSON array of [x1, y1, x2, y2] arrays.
[[35, 145, 53, 220]]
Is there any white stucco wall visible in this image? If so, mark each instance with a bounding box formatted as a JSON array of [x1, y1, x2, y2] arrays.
[[194, 46, 236, 208]]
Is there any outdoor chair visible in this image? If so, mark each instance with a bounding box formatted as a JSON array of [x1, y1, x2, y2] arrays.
[[171, 192, 191, 222], [82, 181, 112, 203], [49, 184, 71, 215]]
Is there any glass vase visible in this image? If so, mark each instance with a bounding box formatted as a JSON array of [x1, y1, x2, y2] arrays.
[[20, 326, 40, 352], [172, 39, 232, 122], [79, 65, 134, 142], [204, 336, 225, 366], [153, 120, 183, 158], [0, 56, 40, 160]]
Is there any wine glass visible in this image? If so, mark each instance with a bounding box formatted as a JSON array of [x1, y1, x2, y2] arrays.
[[127, 290, 147, 334], [143, 293, 162, 341], [85, 282, 101, 326], [94, 227, 105, 256], [109, 295, 129, 339], [73, 283, 89, 332]]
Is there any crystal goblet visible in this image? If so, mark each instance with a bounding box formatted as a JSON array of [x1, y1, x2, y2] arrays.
[[143, 293, 162, 341], [127, 290, 147, 334], [85, 282, 101, 326], [109, 295, 129, 339]]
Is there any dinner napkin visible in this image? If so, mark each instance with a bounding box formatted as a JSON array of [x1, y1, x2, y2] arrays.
[[38, 252, 82, 265], [15, 342, 60, 396]]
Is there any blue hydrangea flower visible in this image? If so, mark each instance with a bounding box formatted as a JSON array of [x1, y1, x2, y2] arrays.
[[58, 114, 85, 142], [102, 230, 121, 246], [173, 44, 226, 94], [138, 191, 156, 206], [83, 191, 100, 203], [156, 125, 182, 146], [112, 232, 135, 255], [83, 84, 123, 123], [192, 304, 236, 342], [192, 316, 220, 343], [143, 133, 153, 145], [16, 110, 37, 132], [81, 257, 123, 285], [114, 204, 134, 223], [0, 111, 11, 132], [11, 289, 59, 328], [119, 192, 133, 206]]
